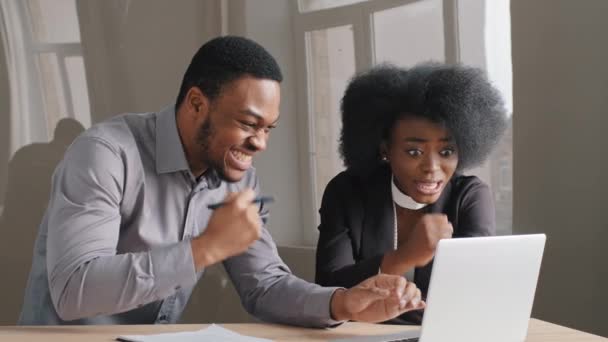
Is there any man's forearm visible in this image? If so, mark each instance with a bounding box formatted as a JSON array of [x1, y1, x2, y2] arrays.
[[48, 241, 197, 321], [191, 235, 221, 271]]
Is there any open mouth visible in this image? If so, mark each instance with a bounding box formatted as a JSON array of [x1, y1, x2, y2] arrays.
[[227, 148, 253, 171], [414, 180, 443, 196]]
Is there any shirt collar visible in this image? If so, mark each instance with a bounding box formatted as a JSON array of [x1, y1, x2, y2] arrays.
[[155, 105, 191, 174], [155, 105, 224, 190], [202, 167, 222, 189]]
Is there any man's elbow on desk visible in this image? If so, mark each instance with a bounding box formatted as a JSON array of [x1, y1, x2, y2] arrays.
[[48, 265, 110, 322], [49, 277, 129, 322], [47, 268, 104, 322], [49, 287, 87, 322]]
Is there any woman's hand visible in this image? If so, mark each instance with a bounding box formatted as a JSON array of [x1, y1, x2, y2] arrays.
[[398, 213, 453, 267]]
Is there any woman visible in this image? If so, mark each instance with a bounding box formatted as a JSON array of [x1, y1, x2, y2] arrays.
[[315, 63, 508, 324]]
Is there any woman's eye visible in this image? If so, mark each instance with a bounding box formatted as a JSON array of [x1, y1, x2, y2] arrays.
[[407, 149, 422, 157], [440, 148, 455, 157]]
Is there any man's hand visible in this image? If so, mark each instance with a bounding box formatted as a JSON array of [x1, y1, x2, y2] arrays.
[[398, 213, 453, 267], [330, 274, 425, 323], [191, 189, 261, 271]]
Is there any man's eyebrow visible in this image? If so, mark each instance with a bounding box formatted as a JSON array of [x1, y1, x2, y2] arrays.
[[238, 109, 280, 125], [238, 109, 264, 120]]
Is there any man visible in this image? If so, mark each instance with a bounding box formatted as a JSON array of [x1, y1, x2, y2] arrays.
[[19, 36, 424, 327]]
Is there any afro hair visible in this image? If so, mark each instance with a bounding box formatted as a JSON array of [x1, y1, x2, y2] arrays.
[[340, 62, 507, 178]]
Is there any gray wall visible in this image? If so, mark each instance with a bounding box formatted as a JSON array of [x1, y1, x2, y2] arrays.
[[0, 30, 9, 213], [512, 0, 608, 337], [76, 0, 222, 120]]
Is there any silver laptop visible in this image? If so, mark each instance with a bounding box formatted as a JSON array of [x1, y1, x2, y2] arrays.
[[332, 234, 546, 342]]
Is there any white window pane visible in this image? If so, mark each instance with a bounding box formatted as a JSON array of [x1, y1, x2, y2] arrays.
[[465, 122, 512, 235], [373, 0, 445, 66], [27, 0, 81, 43], [65, 56, 91, 128], [37, 53, 68, 137], [299, 0, 368, 13], [306, 25, 355, 214], [484, 0, 513, 116], [458, 0, 513, 116]]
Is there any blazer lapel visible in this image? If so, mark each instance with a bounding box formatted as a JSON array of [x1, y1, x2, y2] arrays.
[[359, 168, 395, 260]]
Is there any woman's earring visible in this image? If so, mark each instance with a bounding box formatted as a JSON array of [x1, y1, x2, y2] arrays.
[[382, 156, 389, 162]]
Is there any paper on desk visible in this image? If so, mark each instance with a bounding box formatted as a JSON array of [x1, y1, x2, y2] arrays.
[[116, 324, 273, 342]]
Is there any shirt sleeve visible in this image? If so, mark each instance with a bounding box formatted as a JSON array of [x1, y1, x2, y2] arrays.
[[46, 136, 197, 321], [222, 176, 344, 328], [456, 178, 497, 237]]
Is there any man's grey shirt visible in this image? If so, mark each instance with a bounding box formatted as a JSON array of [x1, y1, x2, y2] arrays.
[[19, 106, 340, 327]]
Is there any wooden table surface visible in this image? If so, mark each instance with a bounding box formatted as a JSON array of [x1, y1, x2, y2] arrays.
[[0, 318, 606, 341]]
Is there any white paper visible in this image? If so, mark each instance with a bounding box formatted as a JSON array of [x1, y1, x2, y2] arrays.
[[117, 324, 273, 342]]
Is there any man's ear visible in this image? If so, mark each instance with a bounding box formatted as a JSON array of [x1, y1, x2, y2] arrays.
[[186, 86, 209, 115]]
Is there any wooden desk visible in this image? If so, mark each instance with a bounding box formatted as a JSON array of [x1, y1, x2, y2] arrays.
[[0, 319, 605, 341]]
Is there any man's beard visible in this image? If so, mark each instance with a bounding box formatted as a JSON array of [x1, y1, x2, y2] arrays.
[[196, 119, 231, 181], [196, 118, 213, 157]]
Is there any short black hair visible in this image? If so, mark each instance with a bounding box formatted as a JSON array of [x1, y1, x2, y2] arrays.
[[175, 36, 283, 110], [340, 62, 508, 178]]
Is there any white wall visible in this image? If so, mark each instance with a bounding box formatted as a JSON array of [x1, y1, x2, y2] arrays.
[[512, 0, 608, 337]]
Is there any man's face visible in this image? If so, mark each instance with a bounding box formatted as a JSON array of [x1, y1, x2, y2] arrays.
[[192, 76, 280, 182]]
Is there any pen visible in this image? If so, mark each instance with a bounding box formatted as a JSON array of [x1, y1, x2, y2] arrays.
[[207, 195, 275, 210]]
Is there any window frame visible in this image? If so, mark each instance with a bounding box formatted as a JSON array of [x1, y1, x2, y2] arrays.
[[0, 0, 89, 154]]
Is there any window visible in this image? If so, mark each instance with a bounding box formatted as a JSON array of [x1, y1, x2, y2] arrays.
[[293, 0, 513, 244], [298, 0, 368, 13], [305, 25, 356, 215], [0, 0, 91, 156], [373, 0, 445, 65]]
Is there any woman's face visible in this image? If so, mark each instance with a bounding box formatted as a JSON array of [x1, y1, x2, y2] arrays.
[[384, 116, 459, 204]]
